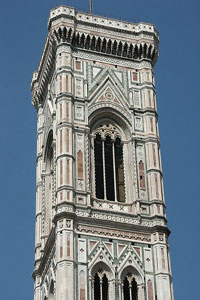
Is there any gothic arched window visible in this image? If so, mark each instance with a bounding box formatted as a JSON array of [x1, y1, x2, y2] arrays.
[[93, 123, 125, 202], [44, 130, 54, 236], [94, 271, 108, 300], [123, 274, 138, 300]]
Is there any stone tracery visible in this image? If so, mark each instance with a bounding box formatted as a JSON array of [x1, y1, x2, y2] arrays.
[[92, 122, 126, 203], [32, 5, 173, 300]]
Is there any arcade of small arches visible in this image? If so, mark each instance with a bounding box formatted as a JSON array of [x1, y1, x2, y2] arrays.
[[51, 26, 158, 64], [90, 113, 132, 204], [87, 262, 147, 300], [92, 270, 137, 300], [43, 263, 155, 300], [93, 123, 125, 203]]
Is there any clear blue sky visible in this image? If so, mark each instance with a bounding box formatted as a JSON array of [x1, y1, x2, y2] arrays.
[[0, 1, 199, 299]]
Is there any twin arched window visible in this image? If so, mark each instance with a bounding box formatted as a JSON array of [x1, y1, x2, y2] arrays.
[[94, 271, 109, 300], [123, 274, 138, 300], [93, 268, 138, 300], [93, 123, 125, 202]]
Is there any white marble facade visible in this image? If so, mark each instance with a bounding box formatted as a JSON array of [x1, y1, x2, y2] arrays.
[[31, 5, 174, 300]]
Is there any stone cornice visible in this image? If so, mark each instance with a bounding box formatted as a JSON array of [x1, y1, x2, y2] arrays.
[[33, 206, 170, 278], [48, 6, 159, 42], [50, 27, 158, 65], [31, 37, 56, 111], [53, 202, 168, 230], [31, 6, 159, 111]]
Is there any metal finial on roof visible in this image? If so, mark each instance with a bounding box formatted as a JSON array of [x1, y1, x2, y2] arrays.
[[90, 0, 93, 14]]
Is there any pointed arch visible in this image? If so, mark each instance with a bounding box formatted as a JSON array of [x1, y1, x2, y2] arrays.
[[123, 276, 137, 300], [63, 27, 67, 41], [71, 32, 76, 47], [91, 36, 96, 50], [76, 33, 80, 47], [102, 38, 107, 53], [80, 34, 85, 48], [117, 41, 123, 56], [43, 129, 54, 236], [94, 273, 101, 300], [58, 27, 62, 40], [112, 40, 117, 55], [53, 29, 60, 44], [90, 261, 114, 300], [107, 39, 112, 54], [44, 130, 53, 171], [123, 43, 128, 57], [144, 43, 147, 58], [120, 265, 143, 286], [96, 37, 101, 51], [85, 35, 91, 49], [139, 44, 142, 59], [67, 28, 72, 42], [147, 44, 152, 58], [120, 265, 144, 300], [128, 44, 133, 58], [134, 45, 138, 59]]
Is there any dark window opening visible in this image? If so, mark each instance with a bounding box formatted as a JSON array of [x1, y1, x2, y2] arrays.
[[94, 273, 108, 300], [102, 274, 108, 300], [123, 277, 130, 300], [94, 129, 125, 202], [139, 160, 146, 190], [123, 276, 138, 300], [105, 136, 114, 201], [115, 137, 125, 202], [94, 134, 104, 199], [131, 278, 138, 300], [94, 273, 101, 300]]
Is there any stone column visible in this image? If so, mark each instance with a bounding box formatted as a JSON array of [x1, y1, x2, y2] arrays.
[[137, 283, 145, 300], [108, 279, 115, 300], [118, 280, 122, 300]]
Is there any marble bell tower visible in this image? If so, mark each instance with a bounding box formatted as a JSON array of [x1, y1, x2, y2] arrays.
[[31, 5, 174, 300]]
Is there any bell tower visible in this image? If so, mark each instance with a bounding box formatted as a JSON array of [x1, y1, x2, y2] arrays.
[[31, 5, 174, 300]]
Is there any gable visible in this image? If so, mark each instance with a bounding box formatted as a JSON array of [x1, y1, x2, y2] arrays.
[[89, 76, 129, 111], [87, 64, 128, 100]]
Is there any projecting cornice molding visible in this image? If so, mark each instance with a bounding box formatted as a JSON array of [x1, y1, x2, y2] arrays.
[[31, 6, 159, 111], [31, 38, 56, 110], [50, 26, 158, 64]]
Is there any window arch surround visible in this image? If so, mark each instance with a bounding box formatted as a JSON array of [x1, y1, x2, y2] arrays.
[[119, 265, 145, 300], [89, 262, 115, 300], [44, 129, 54, 174], [90, 114, 132, 204], [43, 129, 54, 236]]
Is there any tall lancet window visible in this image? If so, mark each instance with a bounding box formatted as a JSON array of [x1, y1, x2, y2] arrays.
[[123, 274, 138, 300], [94, 123, 125, 202], [94, 271, 108, 300], [44, 131, 54, 234]]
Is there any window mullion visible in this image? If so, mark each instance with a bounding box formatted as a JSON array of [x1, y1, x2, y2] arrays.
[[121, 282, 124, 300], [129, 283, 132, 300], [90, 278, 94, 300], [112, 141, 117, 201], [91, 136, 95, 198], [102, 139, 107, 200], [100, 278, 103, 300]]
